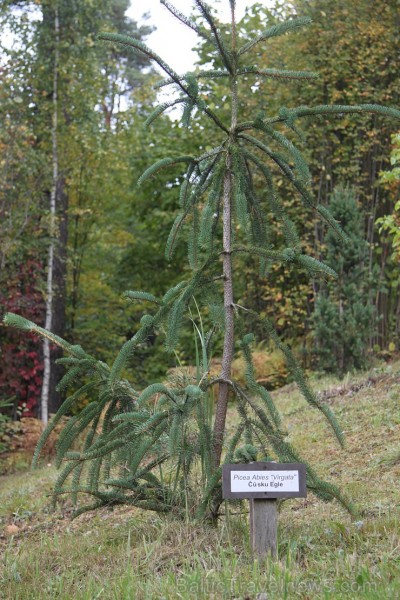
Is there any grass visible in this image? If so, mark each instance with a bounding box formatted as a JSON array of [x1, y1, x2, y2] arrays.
[[1, 361, 400, 599]]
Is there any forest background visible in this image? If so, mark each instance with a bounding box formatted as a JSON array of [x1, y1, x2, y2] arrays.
[[1, 0, 399, 424]]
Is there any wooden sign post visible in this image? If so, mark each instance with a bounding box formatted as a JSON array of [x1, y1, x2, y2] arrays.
[[222, 462, 306, 558]]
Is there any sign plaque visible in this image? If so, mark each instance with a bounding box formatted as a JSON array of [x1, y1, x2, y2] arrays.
[[222, 462, 307, 499], [222, 462, 307, 558]]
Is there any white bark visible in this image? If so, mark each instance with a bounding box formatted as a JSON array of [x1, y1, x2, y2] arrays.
[[41, 4, 60, 425]]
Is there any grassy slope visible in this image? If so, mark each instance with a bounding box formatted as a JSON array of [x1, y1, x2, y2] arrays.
[[1, 362, 399, 599]]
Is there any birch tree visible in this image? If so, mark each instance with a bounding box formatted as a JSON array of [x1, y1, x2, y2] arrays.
[[40, 3, 60, 424]]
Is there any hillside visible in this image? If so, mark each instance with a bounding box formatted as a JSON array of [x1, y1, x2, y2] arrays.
[[1, 362, 399, 599]]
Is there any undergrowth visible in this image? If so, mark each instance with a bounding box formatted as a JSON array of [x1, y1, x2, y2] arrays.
[[1, 363, 399, 599]]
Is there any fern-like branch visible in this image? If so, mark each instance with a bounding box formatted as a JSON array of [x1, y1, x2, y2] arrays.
[[155, 70, 230, 89], [160, 1, 212, 42], [194, 0, 233, 73], [145, 98, 186, 127], [238, 16, 312, 56], [98, 32, 229, 133], [138, 156, 194, 186], [237, 67, 318, 81]]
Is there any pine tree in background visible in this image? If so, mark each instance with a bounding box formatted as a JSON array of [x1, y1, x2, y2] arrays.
[[312, 186, 376, 374], [4, 1, 400, 520]]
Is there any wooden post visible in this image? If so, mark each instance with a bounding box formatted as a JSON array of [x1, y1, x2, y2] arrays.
[[250, 498, 277, 558]]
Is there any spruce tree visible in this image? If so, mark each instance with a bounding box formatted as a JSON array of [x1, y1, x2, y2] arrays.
[[312, 185, 376, 374], [4, 1, 400, 520]]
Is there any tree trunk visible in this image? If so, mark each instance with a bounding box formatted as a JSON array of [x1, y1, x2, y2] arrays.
[[41, 3, 60, 425], [212, 164, 235, 467], [212, 4, 238, 468], [49, 175, 68, 414]]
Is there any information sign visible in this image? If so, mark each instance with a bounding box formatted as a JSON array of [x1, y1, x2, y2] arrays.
[[222, 462, 307, 500]]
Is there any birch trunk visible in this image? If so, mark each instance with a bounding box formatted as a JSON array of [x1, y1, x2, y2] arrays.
[[41, 4, 60, 425]]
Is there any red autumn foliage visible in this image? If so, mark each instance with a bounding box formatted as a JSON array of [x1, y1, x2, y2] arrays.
[[0, 257, 45, 417]]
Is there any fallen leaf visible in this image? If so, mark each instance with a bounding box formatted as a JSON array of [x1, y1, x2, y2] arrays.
[[5, 524, 20, 536]]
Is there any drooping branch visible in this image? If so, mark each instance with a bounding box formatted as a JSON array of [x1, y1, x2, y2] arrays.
[[238, 17, 312, 56], [234, 305, 345, 448], [155, 70, 230, 89], [237, 103, 400, 131], [238, 16, 312, 56], [194, 0, 233, 73], [241, 138, 346, 238], [145, 98, 186, 127], [237, 67, 318, 81], [98, 32, 229, 133], [232, 246, 338, 279], [160, 0, 212, 43], [279, 103, 400, 122]]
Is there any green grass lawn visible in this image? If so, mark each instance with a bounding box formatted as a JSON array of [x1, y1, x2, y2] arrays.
[[1, 362, 399, 599]]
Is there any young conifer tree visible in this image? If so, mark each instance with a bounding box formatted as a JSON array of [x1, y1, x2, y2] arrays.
[[313, 185, 376, 374], [4, 0, 400, 520]]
